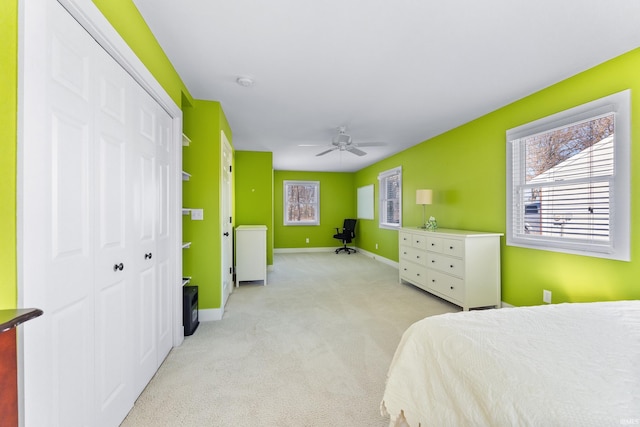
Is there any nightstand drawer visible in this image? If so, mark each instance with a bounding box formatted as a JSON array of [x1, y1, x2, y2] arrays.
[[427, 253, 463, 277], [427, 270, 464, 302]]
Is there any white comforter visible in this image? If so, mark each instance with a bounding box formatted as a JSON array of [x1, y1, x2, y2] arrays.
[[381, 301, 640, 426]]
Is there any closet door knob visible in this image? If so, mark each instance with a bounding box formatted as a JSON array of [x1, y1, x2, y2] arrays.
[[113, 263, 124, 271], [145, 252, 153, 259], [223, 232, 229, 236]]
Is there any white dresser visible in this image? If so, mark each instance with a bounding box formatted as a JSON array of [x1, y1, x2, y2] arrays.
[[235, 225, 268, 287], [399, 228, 502, 310]]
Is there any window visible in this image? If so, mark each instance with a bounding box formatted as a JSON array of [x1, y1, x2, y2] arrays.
[[379, 167, 402, 229], [506, 90, 630, 261], [284, 181, 320, 225]]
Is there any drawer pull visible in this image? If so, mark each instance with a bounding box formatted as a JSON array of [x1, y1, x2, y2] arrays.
[[431, 243, 435, 246], [449, 246, 454, 250], [450, 265, 454, 268], [417, 273, 421, 276], [450, 286, 454, 290], [431, 279, 436, 283], [416, 256, 420, 259], [431, 260, 435, 263]]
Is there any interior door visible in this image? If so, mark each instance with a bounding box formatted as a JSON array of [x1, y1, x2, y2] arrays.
[[21, 1, 98, 425], [155, 99, 174, 364], [130, 84, 159, 397], [93, 38, 134, 426], [221, 131, 233, 307]]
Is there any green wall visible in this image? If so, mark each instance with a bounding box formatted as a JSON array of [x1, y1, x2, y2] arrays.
[[92, 0, 192, 107], [356, 47, 640, 306], [183, 100, 233, 310], [235, 151, 274, 265], [0, 0, 18, 309], [274, 171, 356, 249]]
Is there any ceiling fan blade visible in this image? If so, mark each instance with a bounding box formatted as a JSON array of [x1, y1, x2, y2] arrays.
[[298, 144, 326, 147], [354, 142, 386, 147], [316, 146, 339, 156], [346, 146, 367, 156]]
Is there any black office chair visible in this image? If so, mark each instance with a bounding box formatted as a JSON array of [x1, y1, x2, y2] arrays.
[[333, 219, 357, 254]]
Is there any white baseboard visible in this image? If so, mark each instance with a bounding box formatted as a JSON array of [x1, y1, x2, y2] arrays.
[[273, 246, 399, 269], [501, 302, 514, 308], [355, 248, 399, 268], [199, 308, 223, 322], [274, 247, 342, 254]]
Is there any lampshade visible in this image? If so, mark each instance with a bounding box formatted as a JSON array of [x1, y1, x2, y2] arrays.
[[416, 189, 433, 205]]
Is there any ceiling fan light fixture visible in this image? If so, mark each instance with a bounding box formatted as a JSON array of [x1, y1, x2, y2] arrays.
[[236, 76, 254, 87], [333, 134, 351, 144]]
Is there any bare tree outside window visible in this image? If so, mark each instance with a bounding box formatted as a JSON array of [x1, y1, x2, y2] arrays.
[[522, 114, 614, 239], [284, 181, 320, 225], [506, 89, 631, 261]]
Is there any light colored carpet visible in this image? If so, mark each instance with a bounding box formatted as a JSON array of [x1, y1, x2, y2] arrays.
[[121, 252, 459, 427]]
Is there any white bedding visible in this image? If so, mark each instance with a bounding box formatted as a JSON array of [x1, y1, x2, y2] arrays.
[[381, 301, 640, 426]]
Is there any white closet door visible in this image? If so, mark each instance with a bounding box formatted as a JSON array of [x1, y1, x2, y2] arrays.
[[21, 1, 174, 425], [130, 83, 159, 397], [22, 2, 96, 425], [155, 103, 174, 364], [93, 38, 134, 426]]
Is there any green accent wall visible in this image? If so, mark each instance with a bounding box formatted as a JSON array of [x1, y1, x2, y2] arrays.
[[182, 100, 233, 310], [0, 0, 18, 308], [235, 151, 274, 265], [92, 0, 193, 107], [356, 47, 640, 306], [274, 171, 356, 249]]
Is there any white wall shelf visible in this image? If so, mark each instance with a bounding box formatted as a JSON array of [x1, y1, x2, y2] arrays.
[[182, 171, 191, 181], [182, 133, 191, 146], [182, 242, 192, 249]]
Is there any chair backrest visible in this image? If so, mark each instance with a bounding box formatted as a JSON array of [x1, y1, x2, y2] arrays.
[[343, 219, 357, 238]]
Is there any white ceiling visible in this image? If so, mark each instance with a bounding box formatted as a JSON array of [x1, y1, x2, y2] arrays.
[[132, 0, 640, 172]]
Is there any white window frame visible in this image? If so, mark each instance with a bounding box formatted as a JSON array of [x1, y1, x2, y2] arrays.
[[283, 180, 320, 226], [506, 90, 630, 261], [378, 166, 402, 230]]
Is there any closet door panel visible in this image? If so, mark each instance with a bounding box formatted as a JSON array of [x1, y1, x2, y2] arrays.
[[131, 91, 159, 397], [23, 2, 95, 425], [93, 50, 134, 425], [156, 110, 173, 361]]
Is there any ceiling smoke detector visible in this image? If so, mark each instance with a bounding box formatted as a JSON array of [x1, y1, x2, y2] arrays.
[[236, 76, 254, 87]]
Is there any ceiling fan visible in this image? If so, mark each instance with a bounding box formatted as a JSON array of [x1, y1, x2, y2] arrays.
[[300, 126, 386, 157]]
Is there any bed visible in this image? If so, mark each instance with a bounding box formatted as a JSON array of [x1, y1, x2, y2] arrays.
[[381, 300, 640, 426]]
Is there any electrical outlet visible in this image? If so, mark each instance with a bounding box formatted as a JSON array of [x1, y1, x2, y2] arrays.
[[305, 238, 309, 244], [375, 243, 378, 249], [543, 290, 552, 304]]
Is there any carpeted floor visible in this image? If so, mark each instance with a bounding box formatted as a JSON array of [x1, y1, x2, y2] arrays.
[[121, 252, 459, 427]]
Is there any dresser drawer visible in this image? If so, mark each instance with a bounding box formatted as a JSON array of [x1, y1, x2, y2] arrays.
[[425, 236, 443, 253], [400, 246, 427, 264], [400, 261, 428, 287], [427, 270, 464, 302], [442, 238, 464, 258], [427, 253, 464, 277], [399, 232, 412, 247], [400, 231, 427, 249]]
